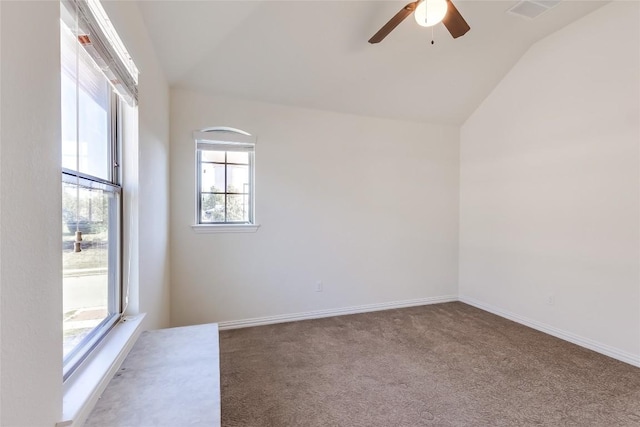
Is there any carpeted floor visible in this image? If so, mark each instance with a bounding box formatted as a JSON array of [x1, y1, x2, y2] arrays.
[[220, 302, 640, 426]]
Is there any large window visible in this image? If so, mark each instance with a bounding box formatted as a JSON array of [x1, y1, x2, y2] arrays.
[[60, 0, 138, 379], [195, 129, 256, 225], [61, 22, 121, 378]]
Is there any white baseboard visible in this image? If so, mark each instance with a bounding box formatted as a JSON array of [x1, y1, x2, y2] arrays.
[[218, 294, 640, 369], [459, 295, 640, 368], [218, 295, 458, 330]]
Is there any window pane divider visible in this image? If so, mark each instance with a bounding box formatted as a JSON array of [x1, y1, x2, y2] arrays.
[[63, 169, 121, 190]]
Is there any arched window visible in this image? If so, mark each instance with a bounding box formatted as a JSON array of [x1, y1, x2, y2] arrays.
[[193, 128, 257, 230]]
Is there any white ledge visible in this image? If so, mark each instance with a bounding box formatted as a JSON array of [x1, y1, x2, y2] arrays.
[[58, 313, 146, 427], [191, 224, 260, 233]]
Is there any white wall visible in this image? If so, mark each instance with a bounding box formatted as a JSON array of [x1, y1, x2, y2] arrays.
[[170, 89, 459, 326], [460, 1, 640, 363], [102, 1, 171, 330], [0, 1, 63, 425], [0, 1, 170, 425]]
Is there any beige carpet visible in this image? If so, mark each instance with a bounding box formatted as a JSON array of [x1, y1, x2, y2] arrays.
[[220, 302, 640, 426]]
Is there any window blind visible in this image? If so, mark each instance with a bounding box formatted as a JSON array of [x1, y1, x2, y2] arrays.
[[60, 0, 139, 106], [61, 24, 109, 109]]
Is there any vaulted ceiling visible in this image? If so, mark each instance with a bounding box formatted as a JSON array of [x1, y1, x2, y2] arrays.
[[137, 0, 607, 125]]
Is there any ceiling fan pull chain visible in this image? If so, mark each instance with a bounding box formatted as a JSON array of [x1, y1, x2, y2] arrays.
[[431, 26, 435, 45]]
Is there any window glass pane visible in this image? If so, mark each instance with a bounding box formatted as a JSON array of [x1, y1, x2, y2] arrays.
[[227, 194, 250, 222], [201, 163, 226, 193], [61, 71, 78, 170], [61, 26, 111, 181], [197, 144, 254, 225], [227, 164, 249, 193], [62, 182, 117, 359], [201, 150, 225, 163], [201, 194, 225, 222], [227, 151, 249, 164], [78, 78, 110, 180]]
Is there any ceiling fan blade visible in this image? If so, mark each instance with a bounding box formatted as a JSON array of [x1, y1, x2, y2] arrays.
[[442, 0, 470, 39], [368, 1, 419, 44]]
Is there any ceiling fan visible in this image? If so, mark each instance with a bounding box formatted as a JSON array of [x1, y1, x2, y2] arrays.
[[369, 0, 470, 44]]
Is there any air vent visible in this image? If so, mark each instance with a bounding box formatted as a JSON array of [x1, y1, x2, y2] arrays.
[[507, 0, 561, 19]]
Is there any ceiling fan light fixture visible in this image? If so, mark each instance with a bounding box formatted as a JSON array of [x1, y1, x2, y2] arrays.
[[414, 0, 448, 27]]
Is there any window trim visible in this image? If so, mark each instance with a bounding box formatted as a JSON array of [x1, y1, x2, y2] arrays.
[[62, 312, 120, 381], [194, 129, 259, 231], [190, 223, 260, 233], [61, 314, 146, 426]]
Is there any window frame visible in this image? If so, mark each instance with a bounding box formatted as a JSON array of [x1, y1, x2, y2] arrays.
[[61, 84, 124, 381], [193, 129, 259, 233], [197, 150, 255, 224]]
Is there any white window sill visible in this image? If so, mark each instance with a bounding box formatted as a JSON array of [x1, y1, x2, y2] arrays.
[[58, 313, 146, 427], [191, 224, 260, 233]]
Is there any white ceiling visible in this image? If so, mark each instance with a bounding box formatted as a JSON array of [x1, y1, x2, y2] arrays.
[[137, 0, 607, 125]]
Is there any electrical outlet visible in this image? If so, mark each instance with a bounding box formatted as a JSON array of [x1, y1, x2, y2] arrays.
[[315, 281, 323, 292], [546, 294, 555, 306]]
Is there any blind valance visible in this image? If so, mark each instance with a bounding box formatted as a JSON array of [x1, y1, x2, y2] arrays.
[[60, 0, 139, 106]]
